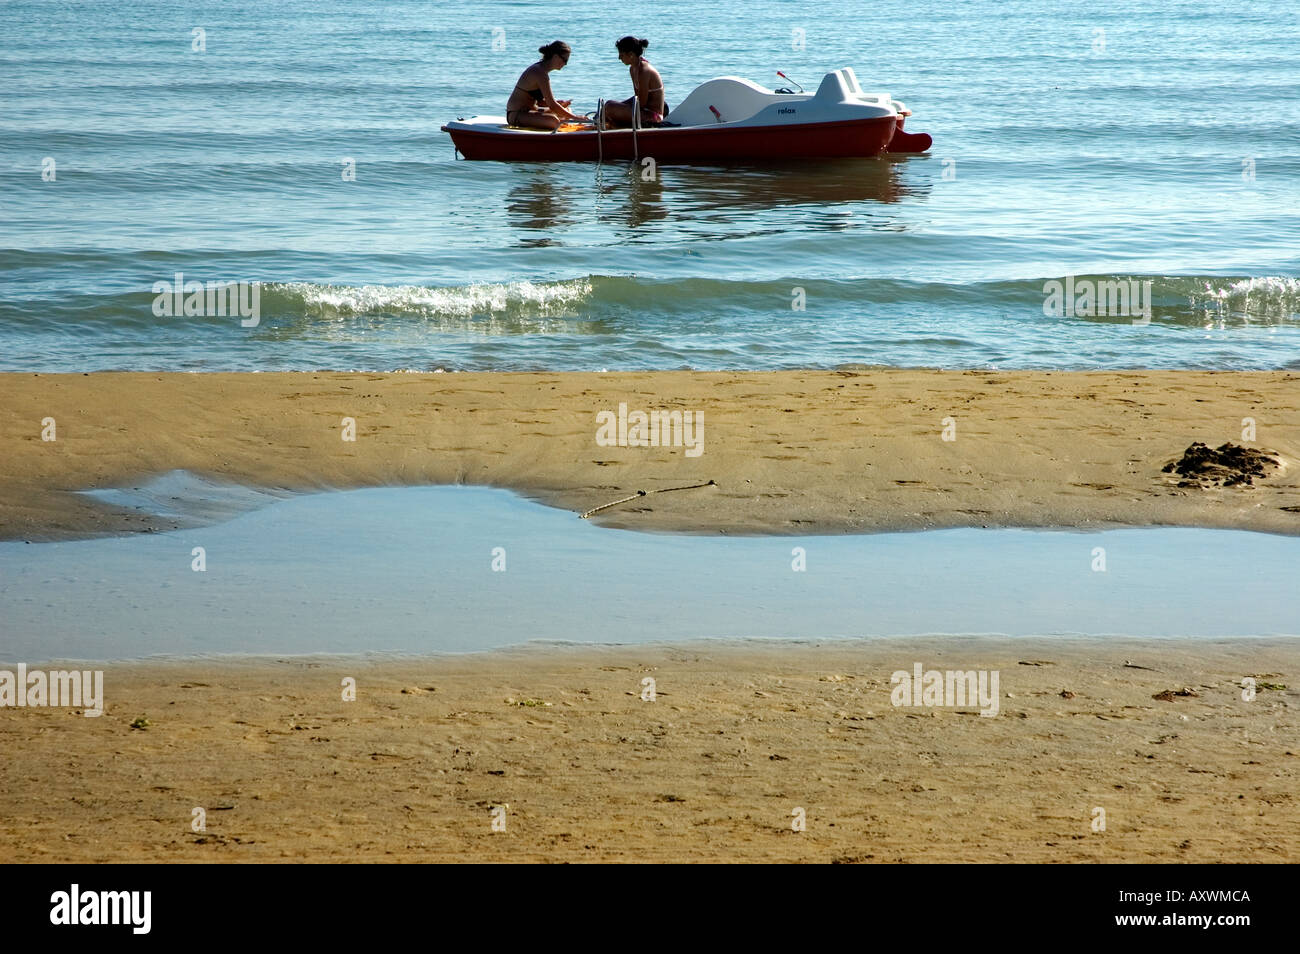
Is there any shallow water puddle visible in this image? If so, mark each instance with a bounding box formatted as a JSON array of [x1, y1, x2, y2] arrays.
[[1, 483, 1296, 661]]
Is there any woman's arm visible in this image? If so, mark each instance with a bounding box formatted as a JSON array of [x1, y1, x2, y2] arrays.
[[539, 73, 578, 120]]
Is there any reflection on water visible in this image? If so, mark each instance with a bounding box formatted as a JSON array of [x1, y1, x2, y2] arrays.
[[506, 156, 930, 244], [661, 158, 920, 209], [615, 167, 668, 231], [506, 168, 573, 246]]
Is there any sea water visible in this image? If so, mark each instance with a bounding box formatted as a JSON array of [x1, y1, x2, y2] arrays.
[[1, 484, 1296, 661], [2, 0, 1298, 373]]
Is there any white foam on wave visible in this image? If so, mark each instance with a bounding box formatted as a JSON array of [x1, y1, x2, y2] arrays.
[[1192, 276, 1300, 322], [265, 278, 594, 320]]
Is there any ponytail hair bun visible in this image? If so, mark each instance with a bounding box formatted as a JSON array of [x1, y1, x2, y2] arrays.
[[538, 40, 571, 60], [615, 35, 650, 56]]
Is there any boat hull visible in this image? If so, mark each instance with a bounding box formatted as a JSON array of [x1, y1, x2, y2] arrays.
[[884, 116, 932, 154], [441, 116, 900, 163]]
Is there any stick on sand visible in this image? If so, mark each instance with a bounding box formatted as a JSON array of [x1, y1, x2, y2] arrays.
[[581, 479, 717, 519]]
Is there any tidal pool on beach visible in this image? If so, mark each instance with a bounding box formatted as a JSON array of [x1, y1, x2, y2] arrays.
[[1, 481, 1297, 662]]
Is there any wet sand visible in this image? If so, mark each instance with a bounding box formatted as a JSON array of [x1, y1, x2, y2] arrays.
[[1, 369, 1298, 540], [0, 639, 1295, 863], [3, 370, 1297, 863]]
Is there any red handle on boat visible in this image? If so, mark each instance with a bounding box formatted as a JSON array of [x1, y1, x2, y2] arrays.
[[709, 105, 723, 122]]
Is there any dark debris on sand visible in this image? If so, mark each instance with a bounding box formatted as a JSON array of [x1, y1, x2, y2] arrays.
[[1161, 441, 1279, 488]]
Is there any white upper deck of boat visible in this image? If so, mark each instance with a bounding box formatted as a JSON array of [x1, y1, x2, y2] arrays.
[[446, 68, 904, 133]]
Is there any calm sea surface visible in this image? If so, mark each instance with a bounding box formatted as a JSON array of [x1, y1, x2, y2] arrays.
[[3, 0, 1298, 372]]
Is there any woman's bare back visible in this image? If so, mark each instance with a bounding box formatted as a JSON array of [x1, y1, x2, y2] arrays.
[[507, 63, 548, 114], [631, 60, 665, 116]]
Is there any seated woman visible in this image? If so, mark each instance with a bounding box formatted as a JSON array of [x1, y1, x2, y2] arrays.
[[506, 41, 580, 130], [602, 36, 668, 126]]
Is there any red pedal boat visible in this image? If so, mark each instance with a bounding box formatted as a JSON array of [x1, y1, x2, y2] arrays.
[[441, 68, 932, 163]]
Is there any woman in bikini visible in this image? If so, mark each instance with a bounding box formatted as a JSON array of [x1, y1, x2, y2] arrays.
[[506, 41, 580, 130], [602, 36, 668, 127]]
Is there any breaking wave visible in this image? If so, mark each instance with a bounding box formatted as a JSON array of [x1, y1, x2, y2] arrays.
[[260, 278, 594, 320], [1190, 276, 1300, 323]]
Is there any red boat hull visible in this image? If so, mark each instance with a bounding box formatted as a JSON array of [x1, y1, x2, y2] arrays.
[[442, 116, 900, 162], [884, 116, 932, 154]]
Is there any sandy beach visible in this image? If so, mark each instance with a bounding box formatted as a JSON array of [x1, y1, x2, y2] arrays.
[[2, 369, 1298, 540], [0, 639, 1294, 863], [2, 370, 1298, 864], [7, 0, 1299, 888]]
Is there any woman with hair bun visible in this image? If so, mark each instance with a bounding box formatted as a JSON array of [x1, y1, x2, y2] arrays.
[[505, 41, 580, 130], [602, 36, 668, 127]]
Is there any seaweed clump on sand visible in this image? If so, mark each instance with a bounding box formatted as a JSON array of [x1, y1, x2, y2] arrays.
[[1162, 441, 1279, 488]]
